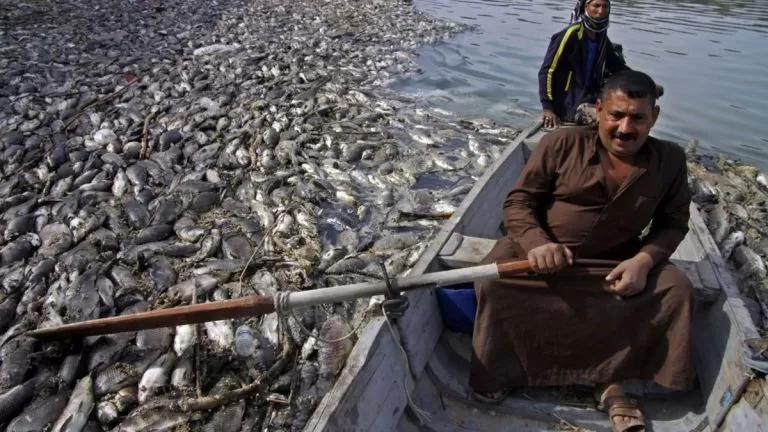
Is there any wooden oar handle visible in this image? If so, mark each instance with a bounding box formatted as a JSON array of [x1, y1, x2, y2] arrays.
[[26, 295, 276, 341], [496, 258, 622, 278]]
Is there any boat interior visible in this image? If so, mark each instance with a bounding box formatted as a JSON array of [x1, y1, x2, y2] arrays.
[[393, 128, 754, 432]]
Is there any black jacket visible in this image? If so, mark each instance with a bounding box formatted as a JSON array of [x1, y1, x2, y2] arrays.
[[538, 23, 629, 120]]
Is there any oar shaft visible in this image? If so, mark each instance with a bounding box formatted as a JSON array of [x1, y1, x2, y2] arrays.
[[27, 295, 275, 340], [286, 263, 502, 309], [26, 259, 546, 341]]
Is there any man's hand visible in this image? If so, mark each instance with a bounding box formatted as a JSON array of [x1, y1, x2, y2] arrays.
[[542, 109, 558, 129], [605, 253, 655, 298], [527, 243, 573, 274]]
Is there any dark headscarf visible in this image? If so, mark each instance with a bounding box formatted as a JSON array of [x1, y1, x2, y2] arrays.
[[570, 0, 612, 92], [570, 0, 610, 33]]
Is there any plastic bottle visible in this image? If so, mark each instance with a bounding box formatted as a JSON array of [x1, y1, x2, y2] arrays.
[[234, 325, 255, 357]]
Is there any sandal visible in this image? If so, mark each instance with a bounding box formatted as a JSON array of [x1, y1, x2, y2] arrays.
[[600, 396, 646, 432], [471, 389, 509, 405]]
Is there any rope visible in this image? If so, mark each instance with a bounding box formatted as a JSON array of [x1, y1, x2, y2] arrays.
[[273, 291, 369, 344], [381, 302, 432, 426]]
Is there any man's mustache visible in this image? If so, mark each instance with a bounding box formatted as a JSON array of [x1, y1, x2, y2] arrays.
[[612, 132, 636, 141]]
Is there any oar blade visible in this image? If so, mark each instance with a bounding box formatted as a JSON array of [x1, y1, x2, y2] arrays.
[[26, 295, 275, 341]]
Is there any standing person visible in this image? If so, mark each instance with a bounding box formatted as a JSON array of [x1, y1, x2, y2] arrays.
[[471, 70, 692, 432], [538, 0, 663, 128]]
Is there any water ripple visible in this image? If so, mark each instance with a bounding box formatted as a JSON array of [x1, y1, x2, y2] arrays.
[[397, 0, 768, 169]]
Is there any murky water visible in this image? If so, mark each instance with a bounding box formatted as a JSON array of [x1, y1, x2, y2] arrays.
[[393, 0, 768, 169]]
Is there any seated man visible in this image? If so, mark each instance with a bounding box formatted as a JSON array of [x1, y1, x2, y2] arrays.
[[538, 0, 663, 128], [471, 70, 693, 432]]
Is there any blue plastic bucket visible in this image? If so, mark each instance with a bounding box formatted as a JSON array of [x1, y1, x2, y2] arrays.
[[436, 282, 477, 334]]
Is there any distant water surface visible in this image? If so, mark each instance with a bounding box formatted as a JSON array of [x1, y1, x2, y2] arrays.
[[393, 0, 768, 169]]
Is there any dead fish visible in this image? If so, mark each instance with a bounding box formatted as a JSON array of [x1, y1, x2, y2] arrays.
[[109, 405, 187, 432], [133, 224, 174, 245], [317, 315, 354, 383], [170, 355, 194, 391], [94, 350, 160, 397], [7, 390, 71, 432], [38, 223, 73, 257], [706, 204, 730, 245], [0, 233, 40, 266], [188, 228, 221, 262], [135, 327, 173, 351], [143, 254, 177, 292], [150, 196, 183, 225], [113, 387, 138, 414], [69, 211, 106, 243], [96, 400, 120, 426], [205, 319, 234, 352], [58, 351, 84, 389], [0, 336, 35, 392], [4, 215, 36, 241], [26, 258, 56, 285], [63, 267, 101, 322], [318, 247, 347, 272], [173, 324, 196, 357], [0, 377, 38, 424], [732, 245, 767, 280], [138, 351, 177, 403], [17, 281, 46, 316], [108, 266, 141, 297], [202, 400, 246, 432], [125, 163, 148, 189], [123, 198, 150, 229], [325, 256, 370, 274], [51, 374, 94, 432], [221, 233, 253, 260], [720, 231, 745, 260], [97, 276, 115, 311], [176, 225, 207, 243], [167, 275, 219, 303], [0, 263, 25, 293]]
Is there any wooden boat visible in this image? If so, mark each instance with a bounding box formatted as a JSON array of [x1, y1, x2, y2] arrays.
[[304, 120, 768, 431]]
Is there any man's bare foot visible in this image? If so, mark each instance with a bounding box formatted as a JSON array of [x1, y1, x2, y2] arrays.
[[594, 383, 646, 432]]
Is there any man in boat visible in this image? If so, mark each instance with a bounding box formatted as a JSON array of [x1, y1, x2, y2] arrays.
[[538, 0, 664, 128], [471, 70, 692, 432]]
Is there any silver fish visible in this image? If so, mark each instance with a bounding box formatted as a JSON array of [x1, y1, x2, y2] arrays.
[[202, 400, 246, 432], [204, 319, 234, 352], [51, 374, 94, 432], [138, 351, 177, 403], [7, 391, 70, 432], [173, 324, 196, 357]]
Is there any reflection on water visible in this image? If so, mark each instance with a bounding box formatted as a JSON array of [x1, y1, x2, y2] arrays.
[[393, 0, 768, 169]]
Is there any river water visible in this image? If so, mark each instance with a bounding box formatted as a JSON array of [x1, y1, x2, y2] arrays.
[[393, 0, 768, 170]]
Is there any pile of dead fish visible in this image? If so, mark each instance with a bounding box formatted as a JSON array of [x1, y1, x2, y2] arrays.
[[687, 141, 768, 331], [0, 0, 524, 430]]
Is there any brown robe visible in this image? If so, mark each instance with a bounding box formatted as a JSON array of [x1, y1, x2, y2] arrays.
[[470, 126, 695, 393]]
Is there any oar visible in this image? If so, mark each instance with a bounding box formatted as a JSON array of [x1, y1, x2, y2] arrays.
[[25, 258, 615, 341]]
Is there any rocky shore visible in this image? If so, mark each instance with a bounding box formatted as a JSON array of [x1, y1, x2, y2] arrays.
[[687, 142, 768, 332], [0, 0, 528, 430]]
